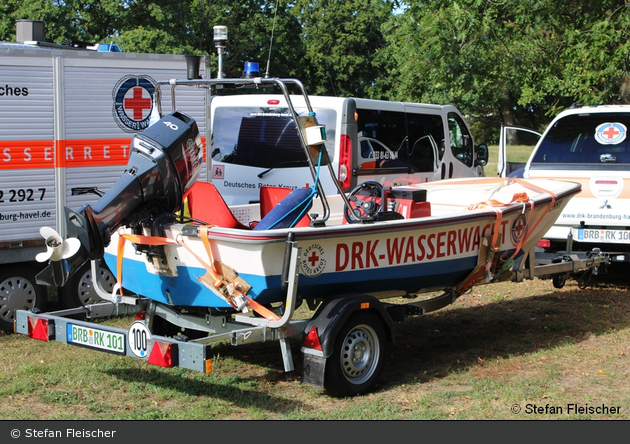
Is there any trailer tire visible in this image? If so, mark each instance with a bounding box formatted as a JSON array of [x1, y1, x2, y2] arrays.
[[58, 262, 114, 314], [325, 311, 387, 397], [0, 265, 47, 332], [552, 273, 567, 289]]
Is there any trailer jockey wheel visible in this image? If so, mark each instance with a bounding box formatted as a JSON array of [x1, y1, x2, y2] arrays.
[[344, 181, 384, 223]]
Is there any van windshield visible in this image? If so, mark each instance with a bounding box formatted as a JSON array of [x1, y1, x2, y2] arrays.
[[211, 106, 336, 168], [532, 112, 630, 164]]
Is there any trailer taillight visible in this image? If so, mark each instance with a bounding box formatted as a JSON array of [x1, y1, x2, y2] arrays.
[[338, 134, 352, 191], [302, 326, 322, 351], [537, 239, 551, 248], [27, 316, 53, 341], [147, 341, 177, 368]]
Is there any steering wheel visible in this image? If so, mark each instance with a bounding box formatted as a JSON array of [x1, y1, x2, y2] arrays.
[[344, 181, 384, 224]]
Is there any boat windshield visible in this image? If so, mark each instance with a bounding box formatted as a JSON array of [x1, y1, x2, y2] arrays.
[[532, 112, 630, 164]]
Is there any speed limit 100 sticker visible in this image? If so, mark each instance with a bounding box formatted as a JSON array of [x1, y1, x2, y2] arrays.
[[128, 321, 152, 358]]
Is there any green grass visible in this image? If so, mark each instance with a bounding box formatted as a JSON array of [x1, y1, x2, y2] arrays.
[[1, 266, 629, 420]]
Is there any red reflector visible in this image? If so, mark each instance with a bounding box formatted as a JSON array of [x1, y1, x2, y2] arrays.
[[595, 180, 617, 185], [135, 311, 146, 321], [302, 326, 322, 351], [148, 341, 176, 368], [27, 316, 52, 341], [537, 239, 551, 248], [267, 99, 280, 105]]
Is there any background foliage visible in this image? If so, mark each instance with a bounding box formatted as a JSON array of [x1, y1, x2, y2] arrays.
[[2, 0, 629, 143]]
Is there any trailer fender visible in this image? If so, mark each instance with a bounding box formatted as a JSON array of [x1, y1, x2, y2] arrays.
[[300, 294, 394, 392], [302, 294, 395, 358]]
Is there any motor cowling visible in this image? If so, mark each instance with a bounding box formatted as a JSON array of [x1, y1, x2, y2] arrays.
[[36, 111, 203, 287]]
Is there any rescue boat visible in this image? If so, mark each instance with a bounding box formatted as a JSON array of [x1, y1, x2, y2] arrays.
[[101, 175, 580, 314]]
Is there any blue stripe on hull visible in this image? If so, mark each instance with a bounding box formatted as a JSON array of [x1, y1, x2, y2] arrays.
[[105, 252, 482, 308]]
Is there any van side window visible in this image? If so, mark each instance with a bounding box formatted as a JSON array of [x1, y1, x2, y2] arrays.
[[448, 113, 474, 167], [356, 109, 407, 168], [406, 113, 444, 173]]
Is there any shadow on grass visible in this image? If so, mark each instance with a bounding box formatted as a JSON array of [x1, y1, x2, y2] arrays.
[[103, 337, 307, 412], [379, 276, 630, 390], [103, 267, 629, 401]]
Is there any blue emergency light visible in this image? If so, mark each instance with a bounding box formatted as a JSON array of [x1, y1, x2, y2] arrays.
[[243, 62, 260, 78]]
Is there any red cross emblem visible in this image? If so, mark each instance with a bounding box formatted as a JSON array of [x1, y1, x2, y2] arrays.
[[124, 87, 152, 120], [511, 215, 527, 246], [308, 250, 320, 267], [301, 244, 326, 277], [602, 125, 620, 140]]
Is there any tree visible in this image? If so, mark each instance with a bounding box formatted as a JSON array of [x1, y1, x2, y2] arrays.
[[379, 0, 630, 143], [294, 0, 395, 98]]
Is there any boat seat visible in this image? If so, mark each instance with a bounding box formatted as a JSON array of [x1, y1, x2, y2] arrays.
[[184, 181, 250, 229], [253, 186, 315, 230]]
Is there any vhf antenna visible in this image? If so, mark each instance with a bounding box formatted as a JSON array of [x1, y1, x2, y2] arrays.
[[264, 0, 280, 78]]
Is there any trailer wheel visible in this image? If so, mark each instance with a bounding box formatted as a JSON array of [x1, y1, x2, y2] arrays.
[[325, 311, 387, 397], [552, 273, 567, 289], [0, 266, 47, 332], [58, 262, 114, 311]]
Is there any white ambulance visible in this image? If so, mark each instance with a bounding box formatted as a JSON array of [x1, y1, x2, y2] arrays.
[[0, 25, 209, 330], [499, 105, 630, 263], [209, 94, 489, 206]]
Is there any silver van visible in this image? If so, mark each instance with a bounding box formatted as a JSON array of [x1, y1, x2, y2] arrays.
[[209, 94, 488, 206]]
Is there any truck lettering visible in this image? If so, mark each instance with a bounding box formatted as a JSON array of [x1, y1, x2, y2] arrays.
[[0, 188, 47, 204], [0, 85, 28, 96]]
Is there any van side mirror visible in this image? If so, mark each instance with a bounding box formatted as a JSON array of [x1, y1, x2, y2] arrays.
[[475, 143, 489, 167]]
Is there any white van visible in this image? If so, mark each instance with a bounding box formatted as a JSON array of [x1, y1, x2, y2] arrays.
[[499, 105, 630, 262], [209, 95, 488, 205]]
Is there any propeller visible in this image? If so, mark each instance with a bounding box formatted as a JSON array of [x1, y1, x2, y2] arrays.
[[35, 227, 81, 263]]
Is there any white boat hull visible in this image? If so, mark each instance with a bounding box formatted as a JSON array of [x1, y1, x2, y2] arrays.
[[103, 177, 580, 309]]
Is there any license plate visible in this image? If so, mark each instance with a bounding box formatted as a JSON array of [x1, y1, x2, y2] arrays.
[[67, 324, 126, 355], [573, 228, 630, 244]]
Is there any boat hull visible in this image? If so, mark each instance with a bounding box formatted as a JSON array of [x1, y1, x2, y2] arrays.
[[103, 178, 581, 309]]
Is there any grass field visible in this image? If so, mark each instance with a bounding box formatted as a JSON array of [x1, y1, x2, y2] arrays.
[[1, 262, 628, 420], [3, 148, 628, 420]]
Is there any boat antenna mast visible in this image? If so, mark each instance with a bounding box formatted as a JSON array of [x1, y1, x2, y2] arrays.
[[264, 0, 280, 78]]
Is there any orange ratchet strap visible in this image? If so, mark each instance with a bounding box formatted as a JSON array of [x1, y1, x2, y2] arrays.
[[115, 230, 280, 321]]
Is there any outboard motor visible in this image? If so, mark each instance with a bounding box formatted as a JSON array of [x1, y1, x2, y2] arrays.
[[36, 111, 203, 287]]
